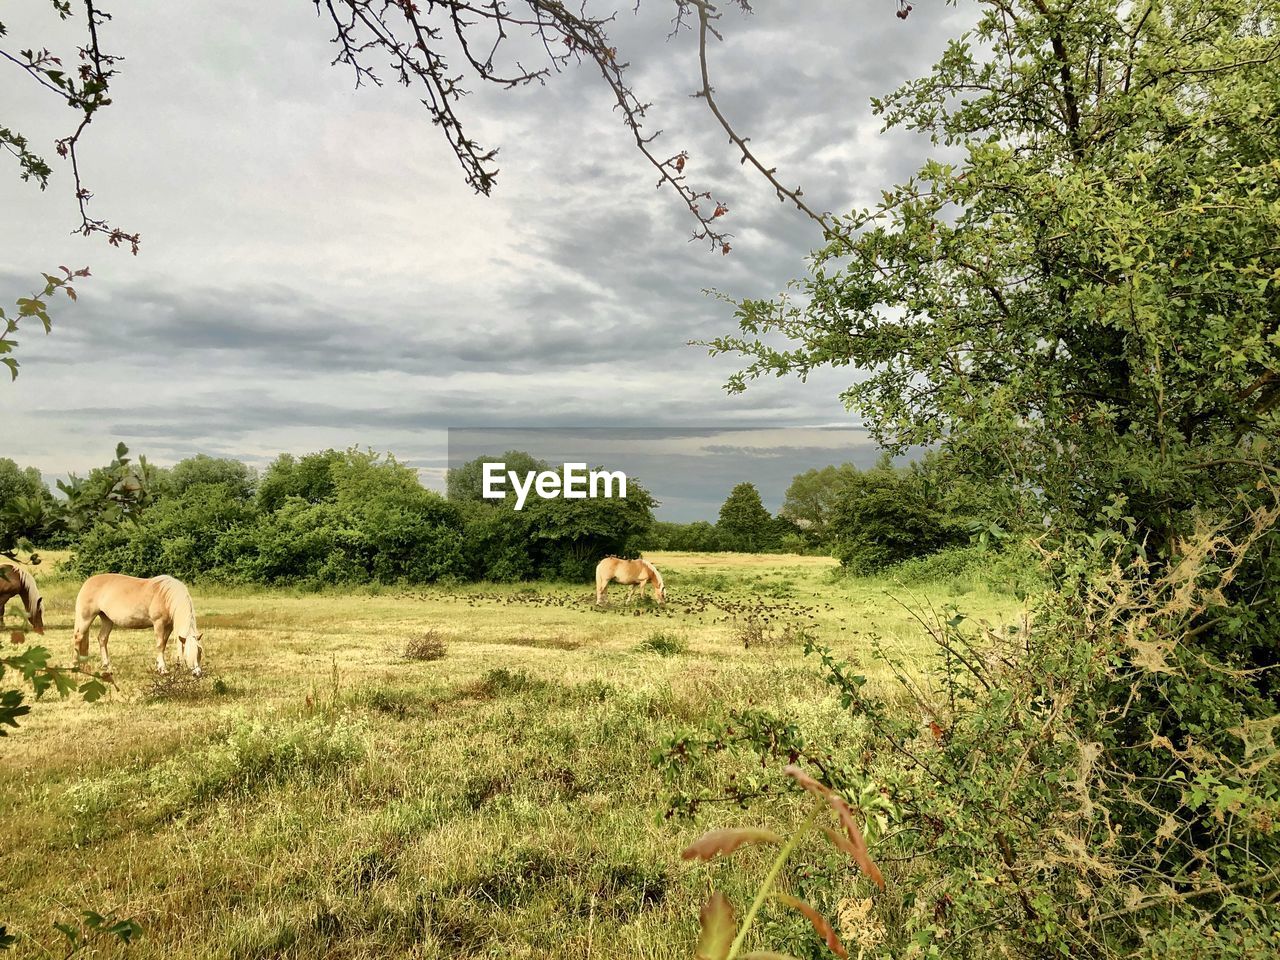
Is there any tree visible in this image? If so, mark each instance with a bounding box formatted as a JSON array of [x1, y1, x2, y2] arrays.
[[57, 443, 158, 536], [161, 455, 256, 501], [446, 450, 547, 504], [780, 464, 860, 546], [451, 454, 656, 580], [0, 458, 61, 558], [698, 0, 1280, 950], [716, 482, 779, 553], [647, 520, 725, 552], [255, 450, 346, 512], [711, 0, 1279, 566], [828, 458, 971, 572]]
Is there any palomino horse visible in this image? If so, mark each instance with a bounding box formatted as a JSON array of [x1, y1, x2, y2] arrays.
[[595, 556, 666, 606], [73, 574, 203, 677], [0, 563, 46, 634]]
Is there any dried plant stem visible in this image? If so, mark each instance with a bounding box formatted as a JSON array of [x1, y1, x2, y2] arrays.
[[725, 798, 825, 960]]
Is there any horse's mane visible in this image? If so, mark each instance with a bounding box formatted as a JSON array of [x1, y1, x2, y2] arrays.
[[153, 575, 198, 637], [639, 558, 663, 588], [15, 566, 41, 614]]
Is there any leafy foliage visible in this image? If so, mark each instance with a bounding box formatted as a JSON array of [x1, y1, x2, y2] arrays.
[[646, 520, 727, 552], [680, 766, 882, 960], [1, 645, 108, 738], [690, 0, 1280, 954], [709, 0, 1279, 567], [57, 442, 159, 537], [0, 267, 86, 380], [49, 909, 143, 955], [780, 465, 860, 547], [450, 454, 656, 581], [68, 447, 655, 584], [0, 457, 60, 559], [718, 483, 783, 553]]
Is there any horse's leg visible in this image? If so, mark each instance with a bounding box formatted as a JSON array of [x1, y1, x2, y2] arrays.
[[0, 596, 7, 627], [154, 618, 172, 675], [595, 574, 608, 606], [96, 617, 114, 672], [72, 611, 93, 669]]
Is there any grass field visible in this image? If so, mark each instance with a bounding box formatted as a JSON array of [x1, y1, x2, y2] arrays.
[[1, 551, 1024, 959]]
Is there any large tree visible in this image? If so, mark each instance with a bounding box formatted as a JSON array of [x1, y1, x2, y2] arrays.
[[716, 481, 779, 552], [695, 0, 1280, 951], [710, 0, 1279, 585]]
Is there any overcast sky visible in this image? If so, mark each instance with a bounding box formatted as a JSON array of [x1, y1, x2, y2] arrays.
[[1, 0, 971, 517]]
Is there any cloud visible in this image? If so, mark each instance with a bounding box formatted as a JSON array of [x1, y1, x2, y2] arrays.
[[0, 0, 977, 498]]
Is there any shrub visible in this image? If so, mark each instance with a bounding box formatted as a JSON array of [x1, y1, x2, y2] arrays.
[[734, 615, 808, 649], [403, 630, 447, 662], [638, 631, 687, 656], [663, 510, 1280, 958], [466, 668, 546, 698]]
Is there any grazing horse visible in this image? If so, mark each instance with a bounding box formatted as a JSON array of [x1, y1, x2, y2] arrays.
[[0, 563, 45, 634], [73, 574, 203, 677], [595, 556, 666, 606]]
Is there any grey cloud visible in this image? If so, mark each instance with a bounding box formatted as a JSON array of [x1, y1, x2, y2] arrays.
[[1, 0, 976, 487]]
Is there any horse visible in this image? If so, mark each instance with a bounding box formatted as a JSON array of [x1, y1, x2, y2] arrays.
[[73, 574, 203, 677], [0, 563, 45, 634], [595, 556, 666, 606]]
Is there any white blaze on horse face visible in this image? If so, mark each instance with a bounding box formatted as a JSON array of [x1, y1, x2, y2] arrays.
[[180, 634, 203, 676]]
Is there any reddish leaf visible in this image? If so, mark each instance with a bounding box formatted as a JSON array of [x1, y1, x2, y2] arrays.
[[695, 891, 735, 960], [775, 893, 848, 958], [826, 793, 885, 890], [9, 631, 25, 645], [819, 825, 857, 858], [929, 720, 945, 743], [783, 765, 884, 889], [782, 764, 829, 799], [682, 827, 782, 862]]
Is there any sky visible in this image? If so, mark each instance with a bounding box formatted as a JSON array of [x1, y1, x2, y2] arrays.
[[1, 0, 971, 518]]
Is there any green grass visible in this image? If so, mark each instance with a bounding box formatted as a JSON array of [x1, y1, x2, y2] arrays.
[[0, 550, 1023, 958]]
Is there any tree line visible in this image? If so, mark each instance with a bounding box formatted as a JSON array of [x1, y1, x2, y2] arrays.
[[2, 445, 1014, 584]]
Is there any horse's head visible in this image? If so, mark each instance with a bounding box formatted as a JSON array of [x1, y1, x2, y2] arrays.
[[656, 581, 667, 604], [30, 595, 45, 634], [179, 632, 204, 677]]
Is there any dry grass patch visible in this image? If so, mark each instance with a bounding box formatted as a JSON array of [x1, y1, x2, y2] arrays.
[[0, 551, 1025, 959], [403, 629, 447, 661]]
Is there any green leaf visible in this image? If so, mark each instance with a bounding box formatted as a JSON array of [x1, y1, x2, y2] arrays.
[[695, 891, 735, 960]]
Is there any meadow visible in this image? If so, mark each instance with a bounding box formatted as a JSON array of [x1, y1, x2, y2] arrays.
[[1, 552, 1024, 959]]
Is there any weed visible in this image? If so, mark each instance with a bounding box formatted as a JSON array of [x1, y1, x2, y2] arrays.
[[639, 631, 687, 656], [404, 629, 447, 661]]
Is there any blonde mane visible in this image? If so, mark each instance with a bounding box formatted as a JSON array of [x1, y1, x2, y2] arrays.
[[153, 575, 198, 638], [15, 566, 40, 613], [640, 558, 664, 590]]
